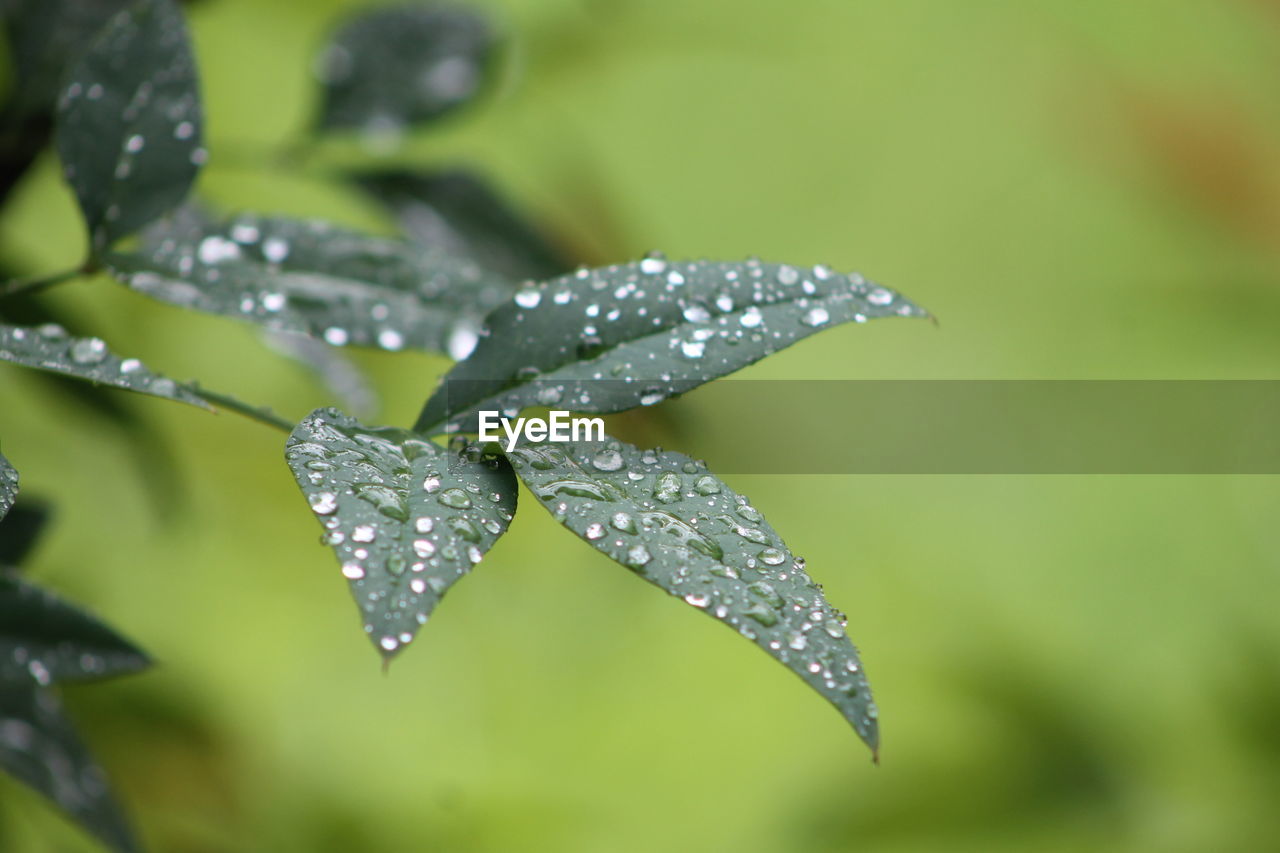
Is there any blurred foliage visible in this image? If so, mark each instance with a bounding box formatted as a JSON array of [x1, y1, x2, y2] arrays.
[[1, 0, 1279, 851]]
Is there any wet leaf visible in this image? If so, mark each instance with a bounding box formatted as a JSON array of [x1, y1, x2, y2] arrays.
[[352, 168, 571, 281], [0, 502, 51, 568], [0, 451, 17, 522], [416, 257, 928, 433], [0, 575, 150, 686], [315, 4, 495, 135], [107, 211, 514, 357], [508, 433, 879, 754], [54, 0, 204, 252], [0, 684, 138, 852], [286, 408, 517, 658], [0, 322, 210, 409]]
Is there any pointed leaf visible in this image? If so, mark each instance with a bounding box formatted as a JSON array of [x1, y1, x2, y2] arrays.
[[0, 575, 150, 686], [54, 0, 204, 252], [0, 451, 17, 522], [0, 502, 52, 569], [0, 685, 138, 852], [286, 408, 517, 658], [107, 211, 514, 357], [416, 257, 928, 433], [508, 433, 879, 753], [0, 322, 210, 409], [352, 168, 571, 281], [315, 4, 495, 134]]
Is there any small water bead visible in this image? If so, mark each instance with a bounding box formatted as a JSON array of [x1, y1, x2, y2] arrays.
[[747, 582, 785, 609], [715, 294, 734, 312], [823, 619, 846, 638], [777, 265, 800, 286], [262, 292, 286, 312], [591, 450, 623, 472], [625, 544, 652, 569], [69, 337, 107, 365], [801, 307, 830, 327], [667, 270, 685, 286], [410, 578, 427, 594], [322, 530, 346, 546], [423, 476, 442, 493], [639, 256, 667, 275], [640, 389, 666, 406], [585, 522, 605, 540], [351, 524, 376, 543], [378, 329, 405, 350], [684, 592, 710, 608], [788, 632, 808, 651], [693, 476, 721, 495], [342, 563, 365, 579], [413, 539, 436, 558], [735, 504, 763, 523], [515, 289, 541, 308], [310, 492, 338, 514], [758, 548, 786, 566], [125, 134, 145, 153], [414, 517, 435, 534], [611, 512, 637, 533], [682, 304, 711, 323], [439, 488, 471, 509], [468, 545, 483, 563], [449, 518, 481, 542], [324, 327, 349, 346], [867, 287, 893, 306], [739, 306, 763, 328], [119, 358, 142, 374], [386, 554, 407, 576], [380, 636, 399, 652], [680, 340, 706, 359], [744, 604, 779, 626], [735, 525, 768, 544]]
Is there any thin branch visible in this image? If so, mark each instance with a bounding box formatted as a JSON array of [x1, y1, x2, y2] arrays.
[[190, 386, 294, 433], [0, 267, 84, 301]]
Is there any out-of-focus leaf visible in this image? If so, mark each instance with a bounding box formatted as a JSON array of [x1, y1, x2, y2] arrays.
[[0, 685, 138, 852], [0, 502, 51, 568], [108, 211, 514, 357], [264, 330, 379, 417], [0, 575, 150, 686], [416, 257, 928, 433], [0, 451, 16, 522], [351, 168, 571, 281], [0, 322, 210, 409], [286, 408, 517, 658], [54, 0, 204, 252], [315, 4, 495, 135], [508, 433, 879, 753]]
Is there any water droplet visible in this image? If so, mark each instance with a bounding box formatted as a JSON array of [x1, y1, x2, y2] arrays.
[[739, 306, 763, 328], [681, 340, 706, 359], [611, 511, 637, 533], [342, 563, 365, 579], [352, 524, 376, 543], [758, 548, 786, 566], [624, 544, 652, 569], [684, 592, 710, 608], [413, 539, 436, 558], [380, 636, 399, 652], [324, 327, 349, 346], [310, 492, 338, 514], [592, 450, 623, 471], [868, 287, 893, 306], [585, 522, 605, 540], [439, 488, 472, 509], [414, 517, 435, 534], [801, 307, 830, 327], [515, 289, 541, 308], [682, 304, 711, 323], [693, 476, 721, 495], [777, 265, 800, 286], [69, 337, 107, 365], [640, 255, 667, 275]]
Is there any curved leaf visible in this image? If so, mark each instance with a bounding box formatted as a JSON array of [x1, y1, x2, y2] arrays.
[[0, 451, 17, 522], [0, 685, 138, 852], [54, 0, 204, 253], [508, 433, 879, 754], [0, 322, 210, 409], [416, 257, 928, 433], [108, 211, 514, 357], [0, 575, 150, 686], [286, 408, 517, 658], [351, 168, 571, 281], [0, 502, 51, 568], [315, 4, 495, 135]]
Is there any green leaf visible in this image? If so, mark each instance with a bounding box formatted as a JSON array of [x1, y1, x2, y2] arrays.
[[0, 451, 17, 523], [1, 0, 132, 119], [54, 0, 204, 253], [0, 322, 211, 409], [415, 257, 928, 434], [107, 211, 514, 357], [0, 575, 150, 686], [0, 502, 51, 568], [0, 684, 138, 852], [507, 433, 880, 754], [315, 4, 495, 135], [351, 168, 571, 281], [286, 408, 517, 658]]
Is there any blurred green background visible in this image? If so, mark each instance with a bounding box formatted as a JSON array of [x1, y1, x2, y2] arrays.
[[3, 0, 1280, 850]]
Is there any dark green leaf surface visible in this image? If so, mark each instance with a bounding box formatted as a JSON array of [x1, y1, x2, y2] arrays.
[[315, 4, 495, 134], [0, 575, 150, 686], [0, 503, 51, 568], [0, 685, 138, 852], [1, 0, 132, 118], [0, 451, 17, 522], [108, 211, 514, 357], [508, 433, 880, 753], [352, 169, 571, 281], [54, 0, 204, 252], [416, 257, 928, 433], [286, 408, 517, 658], [0, 322, 210, 409]]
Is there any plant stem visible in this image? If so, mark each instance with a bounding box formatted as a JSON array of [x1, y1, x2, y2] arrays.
[[191, 387, 294, 433], [0, 267, 84, 300]]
